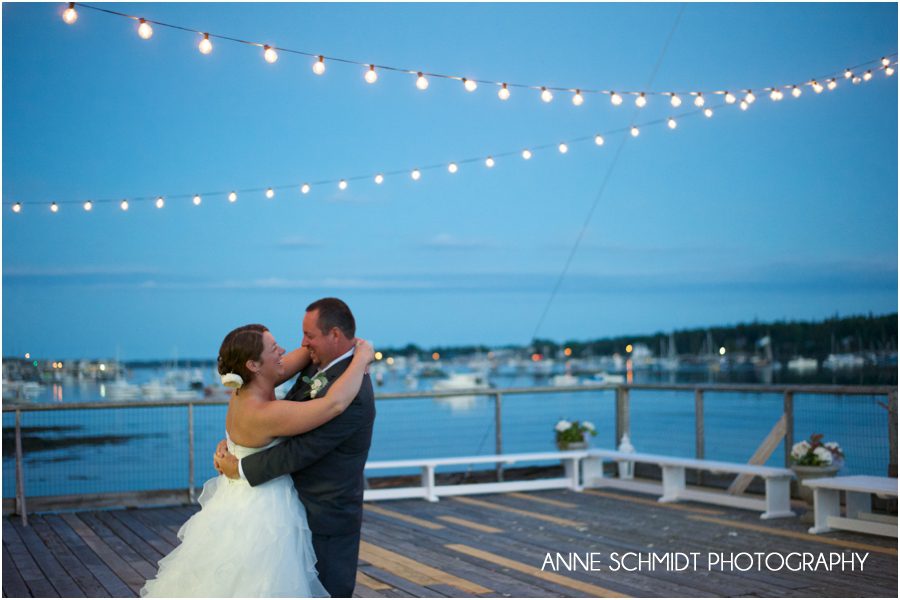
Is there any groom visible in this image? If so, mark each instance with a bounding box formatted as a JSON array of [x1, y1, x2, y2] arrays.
[[214, 297, 376, 597]]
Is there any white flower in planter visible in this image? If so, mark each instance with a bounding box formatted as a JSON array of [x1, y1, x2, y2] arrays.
[[555, 420, 572, 433], [813, 446, 833, 465]]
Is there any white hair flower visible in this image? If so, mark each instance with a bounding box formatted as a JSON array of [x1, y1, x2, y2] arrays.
[[221, 373, 244, 388]]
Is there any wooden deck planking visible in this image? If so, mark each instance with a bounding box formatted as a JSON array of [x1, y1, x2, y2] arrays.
[[3, 488, 897, 598]]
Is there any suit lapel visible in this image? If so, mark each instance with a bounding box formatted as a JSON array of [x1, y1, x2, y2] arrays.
[[310, 356, 353, 399], [286, 364, 317, 402]]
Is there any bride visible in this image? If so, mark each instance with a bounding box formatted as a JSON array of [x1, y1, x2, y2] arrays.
[[141, 323, 374, 597]]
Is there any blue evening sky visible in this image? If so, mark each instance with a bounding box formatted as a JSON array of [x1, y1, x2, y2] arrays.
[[2, 2, 897, 360]]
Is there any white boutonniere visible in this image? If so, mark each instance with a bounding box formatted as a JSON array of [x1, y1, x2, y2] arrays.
[[302, 372, 328, 398]]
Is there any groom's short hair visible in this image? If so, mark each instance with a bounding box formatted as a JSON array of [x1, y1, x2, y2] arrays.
[[307, 297, 356, 339]]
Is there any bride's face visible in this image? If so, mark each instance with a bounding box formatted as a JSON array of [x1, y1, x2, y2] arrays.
[[253, 331, 285, 381]]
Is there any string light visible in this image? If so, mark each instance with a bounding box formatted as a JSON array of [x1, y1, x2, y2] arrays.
[[312, 55, 325, 75], [630, 126, 640, 137], [703, 107, 713, 118], [635, 93, 647, 108], [521, 149, 532, 160], [827, 78, 837, 90], [887, 66, 895, 77], [572, 90, 584, 106], [667, 117, 677, 129], [852, 75, 862, 84], [12, 202, 21, 213], [812, 80, 824, 93], [610, 92, 623, 106], [62, 3, 77, 24], [769, 88, 783, 101], [594, 134, 605, 146], [120, 199, 129, 211], [266, 187, 275, 199], [448, 163, 458, 173], [845, 69, 853, 79], [374, 174, 384, 184], [156, 196, 165, 208], [50, 202, 59, 213], [198, 33, 212, 55], [540, 87, 553, 103], [882, 57, 891, 67], [193, 194, 202, 205], [669, 93, 682, 107], [740, 100, 749, 111], [463, 78, 477, 92], [863, 70, 873, 81], [338, 179, 348, 190], [558, 143, 568, 154], [365, 65, 378, 84], [264, 45, 278, 63], [791, 85, 802, 98], [416, 72, 429, 90], [301, 183, 310, 194], [228, 192, 237, 202], [485, 156, 495, 168], [693, 93, 705, 107], [83, 200, 93, 211], [498, 83, 510, 100], [411, 168, 421, 180], [137, 18, 153, 40], [724, 92, 736, 104], [745, 91, 756, 103]]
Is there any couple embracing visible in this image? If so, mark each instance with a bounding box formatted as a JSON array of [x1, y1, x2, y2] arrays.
[[141, 298, 376, 597]]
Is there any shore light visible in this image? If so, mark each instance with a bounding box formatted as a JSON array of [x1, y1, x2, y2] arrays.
[[572, 90, 584, 106], [386, 357, 394, 366], [83, 200, 93, 211], [432, 352, 440, 361], [228, 192, 237, 203], [416, 72, 429, 90], [374, 352, 383, 361], [540, 87, 553, 103], [264, 45, 278, 63], [498, 83, 510, 100], [199, 34, 213, 55], [25, 353, 31, 359], [138, 19, 153, 40], [62, 3, 78, 24], [625, 344, 633, 353], [365, 65, 378, 84], [463, 78, 477, 92], [564, 347, 573, 357]]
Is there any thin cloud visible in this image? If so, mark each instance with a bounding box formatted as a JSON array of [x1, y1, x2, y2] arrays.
[[421, 233, 496, 250]]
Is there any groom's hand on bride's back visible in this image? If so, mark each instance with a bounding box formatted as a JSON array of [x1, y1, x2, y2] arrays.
[[213, 439, 240, 479]]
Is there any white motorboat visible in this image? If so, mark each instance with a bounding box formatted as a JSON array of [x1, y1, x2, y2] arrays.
[[822, 354, 865, 369], [786, 357, 818, 371], [432, 373, 490, 412], [550, 374, 580, 387], [592, 372, 626, 384], [105, 378, 142, 401]]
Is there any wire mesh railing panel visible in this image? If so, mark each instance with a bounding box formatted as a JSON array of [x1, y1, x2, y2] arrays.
[[628, 390, 696, 458], [702, 391, 785, 465], [793, 393, 891, 476], [193, 403, 229, 486]]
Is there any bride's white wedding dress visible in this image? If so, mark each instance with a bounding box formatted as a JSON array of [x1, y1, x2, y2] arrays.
[[141, 436, 328, 598]]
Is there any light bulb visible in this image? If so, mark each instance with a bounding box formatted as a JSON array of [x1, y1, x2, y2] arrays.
[[852, 76, 862, 84], [199, 34, 213, 55], [610, 92, 623, 106], [463, 78, 477, 92], [863, 70, 873, 81], [769, 89, 781, 101], [365, 65, 378, 84], [724, 92, 736, 104], [137, 19, 153, 40], [50, 202, 59, 213], [558, 143, 568, 154], [312, 56, 325, 75], [448, 163, 458, 174], [739, 100, 749, 111], [670, 93, 682, 107], [521, 149, 532, 160], [374, 174, 384, 184], [12, 202, 21, 213], [228, 192, 237, 203], [485, 156, 495, 168], [301, 183, 310, 194], [635, 93, 647, 108], [882, 57, 891, 67], [572, 90, 584, 106], [630, 126, 639, 137], [827, 78, 837, 90], [812, 81, 824, 93], [540, 87, 553, 103], [887, 66, 895, 77], [416, 72, 429, 90], [62, 3, 78, 24], [338, 180, 348, 190], [745, 91, 756, 103], [693, 93, 705, 107], [498, 83, 510, 100], [667, 117, 677, 130], [844, 69, 853, 79], [266, 188, 275, 199], [120, 199, 129, 211], [193, 194, 202, 206], [264, 45, 278, 64], [594, 134, 605, 146], [703, 107, 713, 118], [83, 200, 93, 211], [411, 169, 421, 180], [791, 86, 802, 98], [154, 196, 163, 208]]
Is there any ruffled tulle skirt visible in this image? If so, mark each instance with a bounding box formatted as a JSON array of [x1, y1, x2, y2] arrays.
[[141, 474, 328, 597]]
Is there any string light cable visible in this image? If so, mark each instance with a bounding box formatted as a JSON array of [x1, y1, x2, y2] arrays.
[[5, 61, 896, 215], [61, 3, 897, 107]]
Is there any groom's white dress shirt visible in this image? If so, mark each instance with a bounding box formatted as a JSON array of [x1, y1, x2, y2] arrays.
[[236, 346, 356, 481]]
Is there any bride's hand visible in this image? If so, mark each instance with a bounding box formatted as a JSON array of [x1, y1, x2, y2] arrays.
[[353, 338, 375, 365]]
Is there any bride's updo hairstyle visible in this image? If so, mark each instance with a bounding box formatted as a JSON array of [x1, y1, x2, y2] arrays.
[[217, 324, 269, 386]]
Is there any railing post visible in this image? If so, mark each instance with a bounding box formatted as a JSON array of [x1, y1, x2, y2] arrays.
[[188, 403, 196, 504], [494, 392, 504, 482], [695, 389, 705, 486], [783, 391, 794, 468], [615, 386, 630, 446], [887, 390, 897, 478], [15, 409, 28, 527]]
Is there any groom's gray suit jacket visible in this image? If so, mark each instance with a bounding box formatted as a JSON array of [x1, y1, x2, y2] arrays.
[[241, 356, 375, 535]]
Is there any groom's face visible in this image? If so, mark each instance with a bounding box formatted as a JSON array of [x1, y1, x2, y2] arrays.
[[302, 309, 338, 367]]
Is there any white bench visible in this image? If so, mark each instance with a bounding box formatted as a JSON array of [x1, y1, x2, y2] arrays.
[[364, 451, 589, 502], [803, 475, 898, 537], [582, 449, 795, 519]]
